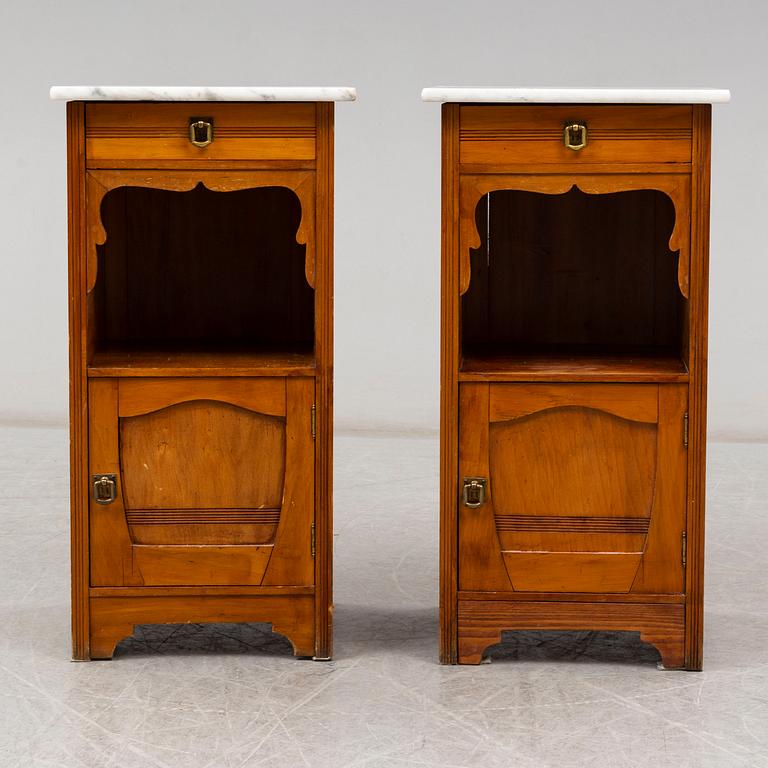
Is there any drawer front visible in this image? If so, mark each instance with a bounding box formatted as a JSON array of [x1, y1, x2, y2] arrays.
[[459, 105, 693, 165], [85, 103, 316, 164]]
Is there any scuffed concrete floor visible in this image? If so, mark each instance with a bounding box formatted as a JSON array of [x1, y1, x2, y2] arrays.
[[1, 426, 767, 767]]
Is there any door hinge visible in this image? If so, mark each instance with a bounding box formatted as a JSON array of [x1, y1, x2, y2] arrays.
[[682, 531, 687, 568], [683, 412, 689, 449], [311, 404, 316, 440], [311, 522, 316, 558]]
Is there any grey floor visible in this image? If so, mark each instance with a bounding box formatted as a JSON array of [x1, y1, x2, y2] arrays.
[[1, 426, 767, 767]]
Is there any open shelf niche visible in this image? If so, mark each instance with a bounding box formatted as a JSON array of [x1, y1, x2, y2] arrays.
[[460, 186, 689, 381], [89, 183, 315, 375]]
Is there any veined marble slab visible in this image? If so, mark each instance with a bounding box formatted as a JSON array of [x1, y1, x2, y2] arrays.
[[421, 87, 730, 104], [49, 86, 357, 102]]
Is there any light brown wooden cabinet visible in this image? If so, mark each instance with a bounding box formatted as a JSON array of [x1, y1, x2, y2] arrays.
[[60, 92, 346, 660], [431, 91, 727, 669]]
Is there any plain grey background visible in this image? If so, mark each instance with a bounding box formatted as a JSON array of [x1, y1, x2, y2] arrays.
[[0, 0, 762, 437]]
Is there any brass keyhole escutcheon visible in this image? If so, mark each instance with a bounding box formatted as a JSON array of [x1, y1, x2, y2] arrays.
[[462, 477, 487, 508], [564, 122, 587, 151], [189, 117, 214, 148], [92, 474, 118, 505]]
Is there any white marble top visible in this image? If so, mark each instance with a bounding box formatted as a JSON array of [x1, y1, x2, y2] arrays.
[[421, 87, 730, 104], [49, 86, 357, 102]]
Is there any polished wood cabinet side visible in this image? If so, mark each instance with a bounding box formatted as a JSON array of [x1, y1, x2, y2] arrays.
[[314, 102, 334, 660], [440, 104, 461, 664], [685, 105, 712, 670], [67, 101, 90, 660]]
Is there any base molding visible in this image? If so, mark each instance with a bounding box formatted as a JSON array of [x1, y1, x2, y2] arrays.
[[457, 598, 685, 668], [86, 593, 315, 660]]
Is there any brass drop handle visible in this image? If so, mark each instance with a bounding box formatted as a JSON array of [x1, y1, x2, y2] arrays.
[[463, 477, 487, 508], [564, 122, 587, 151], [93, 474, 118, 505], [189, 117, 214, 148]]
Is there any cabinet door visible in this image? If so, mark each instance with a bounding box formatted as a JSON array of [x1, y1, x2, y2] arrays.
[[89, 377, 314, 587], [459, 383, 687, 594]]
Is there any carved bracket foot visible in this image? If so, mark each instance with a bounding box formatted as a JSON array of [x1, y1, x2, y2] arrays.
[[89, 622, 135, 660], [271, 621, 315, 658], [458, 630, 502, 665], [640, 631, 685, 670]]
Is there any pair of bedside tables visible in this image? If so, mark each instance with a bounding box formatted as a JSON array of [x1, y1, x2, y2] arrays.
[[50, 85, 729, 669]]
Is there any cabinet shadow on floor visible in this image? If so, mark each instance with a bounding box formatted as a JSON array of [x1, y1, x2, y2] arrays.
[[114, 622, 295, 658], [115, 611, 660, 667], [486, 630, 662, 666]]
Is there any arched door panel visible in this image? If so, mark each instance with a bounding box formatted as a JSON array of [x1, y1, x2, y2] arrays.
[[88, 377, 314, 587], [459, 383, 687, 594]]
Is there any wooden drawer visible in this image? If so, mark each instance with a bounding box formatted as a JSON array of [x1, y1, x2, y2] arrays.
[[85, 103, 316, 165], [459, 105, 693, 165]]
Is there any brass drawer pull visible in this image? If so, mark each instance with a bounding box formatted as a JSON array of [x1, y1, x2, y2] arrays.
[[189, 117, 214, 148], [462, 477, 487, 508], [564, 122, 587, 151], [92, 474, 118, 505]]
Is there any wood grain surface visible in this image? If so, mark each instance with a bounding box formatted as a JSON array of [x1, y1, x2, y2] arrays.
[[68, 101, 335, 660], [440, 103, 709, 669], [459, 105, 692, 165], [86, 102, 316, 164]]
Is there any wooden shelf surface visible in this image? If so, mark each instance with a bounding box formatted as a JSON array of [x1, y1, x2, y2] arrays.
[[88, 347, 316, 378], [459, 351, 689, 382]]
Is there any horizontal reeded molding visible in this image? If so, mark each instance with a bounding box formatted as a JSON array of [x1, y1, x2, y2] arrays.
[[421, 87, 730, 104], [50, 86, 357, 102]]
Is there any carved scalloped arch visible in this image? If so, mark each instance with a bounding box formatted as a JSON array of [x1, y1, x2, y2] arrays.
[[459, 173, 690, 298], [85, 169, 316, 293]]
